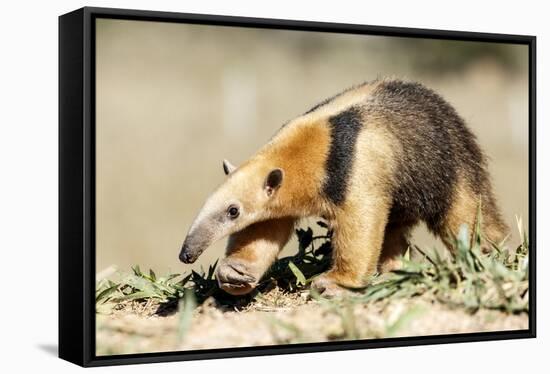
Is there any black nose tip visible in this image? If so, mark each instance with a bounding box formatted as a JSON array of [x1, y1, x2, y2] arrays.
[[179, 244, 193, 263]]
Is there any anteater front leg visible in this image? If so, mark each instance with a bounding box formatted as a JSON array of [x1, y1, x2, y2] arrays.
[[311, 200, 390, 297], [217, 217, 295, 296]]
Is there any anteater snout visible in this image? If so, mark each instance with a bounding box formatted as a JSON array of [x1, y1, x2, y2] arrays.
[[179, 243, 196, 264]]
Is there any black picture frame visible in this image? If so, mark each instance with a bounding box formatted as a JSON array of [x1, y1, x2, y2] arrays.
[[59, 6, 537, 367]]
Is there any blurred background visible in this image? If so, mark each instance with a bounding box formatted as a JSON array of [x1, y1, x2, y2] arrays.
[[95, 18, 529, 275]]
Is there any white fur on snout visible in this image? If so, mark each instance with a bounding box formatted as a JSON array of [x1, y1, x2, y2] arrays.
[[186, 194, 234, 250]]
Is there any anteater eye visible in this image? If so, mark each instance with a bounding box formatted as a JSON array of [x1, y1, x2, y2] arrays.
[[227, 205, 240, 219]]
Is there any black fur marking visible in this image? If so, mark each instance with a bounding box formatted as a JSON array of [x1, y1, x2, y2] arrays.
[[322, 106, 364, 205], [371, 80, 487, 232]]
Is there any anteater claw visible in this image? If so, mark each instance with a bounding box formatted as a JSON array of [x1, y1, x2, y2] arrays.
[[216, 258, 257, 295]]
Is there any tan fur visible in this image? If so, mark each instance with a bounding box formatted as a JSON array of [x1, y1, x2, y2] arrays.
[[258, 119, 332, 216], [440, 174, 507, 252], [225, 217, 295, 263]]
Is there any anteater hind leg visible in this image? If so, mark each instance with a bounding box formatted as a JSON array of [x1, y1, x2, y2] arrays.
[[378, 224, 413, 273], [439, 177, 508, 253]]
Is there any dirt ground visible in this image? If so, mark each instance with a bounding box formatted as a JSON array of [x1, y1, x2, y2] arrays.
[[96, 286, 528, 355]]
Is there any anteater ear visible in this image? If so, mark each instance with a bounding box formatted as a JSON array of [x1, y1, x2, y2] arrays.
[[264, 168, 283, 197], [222, 159, 237, 175]]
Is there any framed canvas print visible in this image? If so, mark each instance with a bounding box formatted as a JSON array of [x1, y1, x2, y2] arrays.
[[59, 6, 536, 367]]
